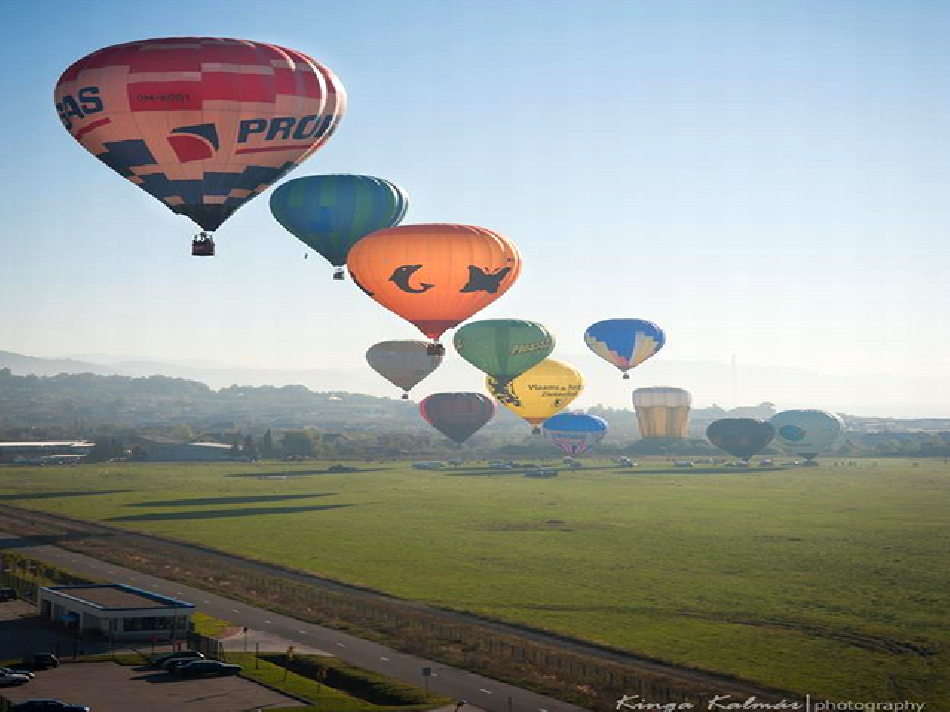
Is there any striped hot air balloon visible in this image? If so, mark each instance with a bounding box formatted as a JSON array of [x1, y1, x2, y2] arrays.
[[55, 37, 345, 253]]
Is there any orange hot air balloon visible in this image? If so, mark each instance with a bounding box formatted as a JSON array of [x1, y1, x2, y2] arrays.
[[54, 37, 345, 255], [346, 224, 522, 341]]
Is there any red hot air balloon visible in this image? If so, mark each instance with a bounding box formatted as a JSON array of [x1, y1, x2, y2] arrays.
[[54, 37, 346, 256], [420, 393, 496, 445]]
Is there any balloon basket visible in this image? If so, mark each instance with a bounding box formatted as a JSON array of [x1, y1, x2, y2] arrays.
[[622, 373, 630, 380], [427, 343, 445, 356], [401, 393, 409, 400], [532, 427, 541, 435], [333, 268, 345, 281], [191, 232, 215, 257]]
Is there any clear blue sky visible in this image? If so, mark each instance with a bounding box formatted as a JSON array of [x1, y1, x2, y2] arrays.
[[2, 0, 948, 412]]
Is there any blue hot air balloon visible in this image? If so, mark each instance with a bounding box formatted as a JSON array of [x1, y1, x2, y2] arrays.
[[584, 319, 665, 379], [270, 174, 408, 279], [542, 413, 608, 455]]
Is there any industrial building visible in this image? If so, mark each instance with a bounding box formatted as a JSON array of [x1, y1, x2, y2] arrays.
[[37, 584, 194, 640]]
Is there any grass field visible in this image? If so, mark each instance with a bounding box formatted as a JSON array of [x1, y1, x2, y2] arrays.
[[1, 458, 948, 706]]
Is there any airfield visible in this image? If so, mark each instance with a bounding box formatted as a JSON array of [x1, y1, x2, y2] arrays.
[[0, 458, 947, 706]]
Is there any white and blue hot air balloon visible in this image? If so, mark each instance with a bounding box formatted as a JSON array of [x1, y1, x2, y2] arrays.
[[542, 413, 609, 456]]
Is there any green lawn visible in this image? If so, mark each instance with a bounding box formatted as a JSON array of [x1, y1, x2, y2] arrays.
[[1, 458, 948, 706]]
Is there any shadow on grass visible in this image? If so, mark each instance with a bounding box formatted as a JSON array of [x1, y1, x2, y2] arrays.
[[0, 530, 115, 550], [0, 490, 133, 501], [631, 467, 794, 475], [106, 504, 353, 522], [126, 493, 337, 508], [443, 469, 524, 477], [226, 467, 388, 478]]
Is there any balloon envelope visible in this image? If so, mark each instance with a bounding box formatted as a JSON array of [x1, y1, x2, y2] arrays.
[[453, 319, 554, 382], [487, 358, 584, 431], [347, 224, 522, 341], [584, 319, 665, 377], [706, 419, 775, 460], [632, 386, 691, 438], [270, 174, 408, 269], [55, 37, 345, 233], [420, 393, 496, 444], [543, 413, 608, 455], [366, 340, 443, 397], [770, 410, 843, 460]]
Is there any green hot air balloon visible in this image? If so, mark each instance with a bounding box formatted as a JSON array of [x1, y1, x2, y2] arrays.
[[453, 319, 554, 385], [770, 410, 843, 462], [270, 174, 408, 279]]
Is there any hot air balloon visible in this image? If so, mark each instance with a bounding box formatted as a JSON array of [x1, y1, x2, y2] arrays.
[[770, 410, 843, 461], [453, 319, 554, 385], [270, 175, 408, 279], [706, 419, 775, 461], [632, 387, 692, 438], [55, 37, 345, 256], [346, 224, 521, 343], [542, 413, 608, 456], [420, 393, 496, 445], [366, 340, 443, 400], [584, 319, 665, 379], [487, 358, 584, 434]]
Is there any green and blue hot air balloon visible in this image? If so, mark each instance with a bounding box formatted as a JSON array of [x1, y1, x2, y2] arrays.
[[270, 174, 408, 279], [770, 410, 843, 462]]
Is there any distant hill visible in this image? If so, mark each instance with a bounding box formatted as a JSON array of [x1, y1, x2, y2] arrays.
[[3, 347, 950, 418]]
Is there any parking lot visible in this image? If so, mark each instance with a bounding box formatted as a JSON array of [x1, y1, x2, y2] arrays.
[[1, 601, 304, 710], [2, 660, 305, 710]]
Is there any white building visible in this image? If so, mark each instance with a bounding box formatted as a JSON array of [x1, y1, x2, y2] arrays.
[[37, 584, 194, 640]]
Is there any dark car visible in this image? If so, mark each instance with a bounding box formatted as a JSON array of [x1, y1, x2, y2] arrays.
[[173, 660, 242, 677], [22, 653, 59, 671], [0, 587, 16, 601], [151, 650, 204, 668], [163, 656, 209, 672], [11, 701, 90, 711]]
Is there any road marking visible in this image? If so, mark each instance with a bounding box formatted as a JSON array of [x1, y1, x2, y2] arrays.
[[264, 620, 272, 624], [232, 609, 240, 613], [298, 630, 307, 634], [480, 689, 493, 694], [203, 600, 210, 604], [380, 657, 389, 662], [335, 642, 345, 647]]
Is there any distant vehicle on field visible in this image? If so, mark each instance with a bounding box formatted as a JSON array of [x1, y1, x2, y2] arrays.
[[0, 666, 34, 679], [412, 461, 446, 470], [674, 461, 694, 468], [153, 651, 205, 669], [21, 653, 58, 671], [525, 469, 558, 478]]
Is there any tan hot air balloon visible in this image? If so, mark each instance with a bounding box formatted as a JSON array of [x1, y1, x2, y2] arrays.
[[366, 340, 443, 400], [632, 387, 692, 438]]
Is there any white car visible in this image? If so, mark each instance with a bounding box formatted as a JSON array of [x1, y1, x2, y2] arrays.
[[0, 672, 32, 687]]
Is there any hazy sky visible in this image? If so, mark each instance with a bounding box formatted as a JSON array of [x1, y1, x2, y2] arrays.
[[1, 0, 948, 413]]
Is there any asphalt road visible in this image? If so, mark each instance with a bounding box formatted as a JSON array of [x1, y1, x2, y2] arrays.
[[0, 530, 589, 712]]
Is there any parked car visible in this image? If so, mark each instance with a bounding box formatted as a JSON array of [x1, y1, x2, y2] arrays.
[[21, 653, 59, 671], [151, 650, 204, 668], [0, 586, 16, 601], [164, 656, 207, 672], [0, 672, 32, 687], [173, 660, 242, 677], [0, 666, 35, 679], [11, 701, 91, 711]]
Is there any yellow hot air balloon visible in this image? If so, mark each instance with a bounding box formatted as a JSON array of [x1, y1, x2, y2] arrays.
[[632, 387, 692, 438], [487, 358, 584, 434]]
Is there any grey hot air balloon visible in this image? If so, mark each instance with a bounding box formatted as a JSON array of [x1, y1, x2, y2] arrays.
[[366, 340, 444, 399]]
